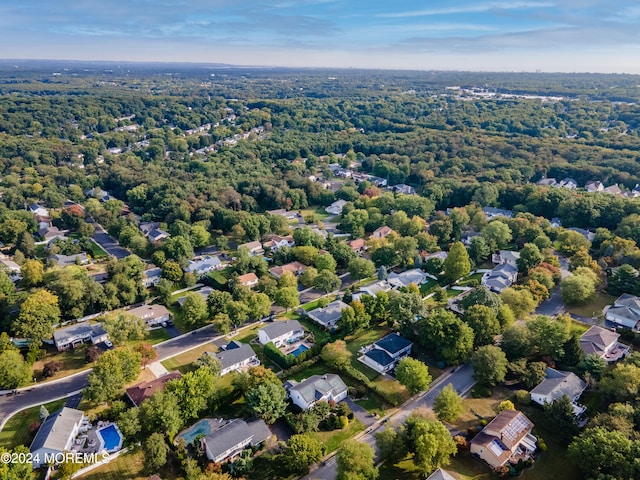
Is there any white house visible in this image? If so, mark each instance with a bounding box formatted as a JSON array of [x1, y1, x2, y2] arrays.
[[351, 280, 393, 301], [53, 322, 110, 351], [286, 374, 348, 411], [212, 341, 260, 376], [585, 181, 605, 193], [128, 304, 171, 327], [387, 268, 428, 289], [28, 203, 50, 217], [306, 300, 349, 329], [263, 235, 295, 252], [238, 240, 264, 256], [267, 209, 298, 220], [470, 410, 536, 469], [559, 178, 578, 189], [372, 225, 394, 239], [482, 263, 518, 293], [325, 199, 348, 215], [202, 419, 271, 463], [30, 408, 86, 467], [530, 368, 587, 417], [258, 320, 305, 347], [389, 184, 416, 195], [143, 267, 163, 287], [185, 255, 223, 275], [604, 293, 640, 330], [482, 207, 514, 220], [237, 272, 260, 288], [359, 333, 413, 374]]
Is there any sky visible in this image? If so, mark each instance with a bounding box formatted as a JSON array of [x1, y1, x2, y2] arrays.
[[1, 0, 640, 73]]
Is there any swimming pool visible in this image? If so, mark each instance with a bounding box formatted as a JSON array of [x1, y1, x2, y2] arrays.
[[291, 344, 309, 358], [177, 419, 212, 445], [97, 424, 123, 452]]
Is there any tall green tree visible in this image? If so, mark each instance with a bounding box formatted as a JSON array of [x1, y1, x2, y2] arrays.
[[471, 345, 507, 386], [85, 348, 141, 403], [14, 289, 60, 343], [245, 381, 288, 424], [283, 433, 324, 475], [433, 383, 464, 423], [395, 357, 432, 394], [336, 440, 378, 480], [442, 241, 471, 284]]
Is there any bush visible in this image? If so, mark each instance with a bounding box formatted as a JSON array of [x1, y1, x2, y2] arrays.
[[479, 419, 488, 427], [43, 360, 62, 377], [339, 416, 349, 429], [86, 346, 101, 363], [515, 389, 531, 405], [471, 385, 492, 398], [264, 342, 295, 368]]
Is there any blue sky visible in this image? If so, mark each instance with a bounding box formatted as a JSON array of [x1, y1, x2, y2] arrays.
[[1, 0, 639, 72]]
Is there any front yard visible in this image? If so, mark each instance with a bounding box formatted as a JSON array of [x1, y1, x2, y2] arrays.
[[160, 342, 219, 373], [565, 291, 616, 319], [0, 399, 66, 448]]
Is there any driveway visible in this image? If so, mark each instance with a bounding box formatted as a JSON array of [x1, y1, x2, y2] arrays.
[[346, 398, 376, 427], [90, 220, 131, 259]]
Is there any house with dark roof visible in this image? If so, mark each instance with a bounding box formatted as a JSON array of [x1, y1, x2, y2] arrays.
[[470, 410, 537, 469], [211, 341, 260, 376], [30, 407, 86, 467], [125, 371, 182, 407], [604, 293, 640, 330], [530, 368, 587, 416], [53, 322, 109, 351], [358, 333, 413, 374], [258, 320, 305, 347], [286, 374, 348, 411], [482, 263, 518, 293], [306, 300, 349, 329], [202, 418, 271, 463], [579, 325, 629, 363]]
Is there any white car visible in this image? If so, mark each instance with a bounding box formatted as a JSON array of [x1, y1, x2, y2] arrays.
[[104, 340, 114, 348]]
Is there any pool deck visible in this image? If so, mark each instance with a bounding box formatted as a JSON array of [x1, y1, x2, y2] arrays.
[[281, 341, 313, 357]]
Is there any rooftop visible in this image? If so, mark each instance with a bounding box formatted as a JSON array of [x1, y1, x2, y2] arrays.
[[30, 408, 85, 453], [288, 374, 348, 405], [374, 332, 413, 355], [259, 320, 304, 340], [125, 371, 182, 407], [214, 341, 257, 370]]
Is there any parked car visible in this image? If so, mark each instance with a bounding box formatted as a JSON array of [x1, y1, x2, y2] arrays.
[[104, 340, 114, 348]]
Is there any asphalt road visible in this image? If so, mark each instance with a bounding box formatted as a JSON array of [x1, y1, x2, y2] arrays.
[[91, 222, 131, 259], [302, 363, 476, 480], [0, 324, 223, 428]]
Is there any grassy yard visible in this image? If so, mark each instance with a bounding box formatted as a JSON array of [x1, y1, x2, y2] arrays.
[[419, 279, 439, 295], [317, 419, 365, 453], [77, 445, 183, 480], [457, 273, 484, 288], [161, 342, 218, 373], [32, 345, 91, 383], [565, 291, 616, 319], [0, 399, 66, 448]]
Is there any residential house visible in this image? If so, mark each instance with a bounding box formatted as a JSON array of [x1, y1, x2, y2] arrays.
[[202, 418, 271, 463], [178, 287, 214, 306], [325, 199, 348, 215], [491, 250, 520, 266], [470, 409, 537, 469], [579, 325, 629, 363], [238, 240, 264, 257], [263, 235, 295, 252], [482, 207, 514, 220], [267, 209, 298, 220], [258, 320, 305, 347], [461, 231, 481, 245], [559, 178, 578, 189], [125, 372, 182, 407], [211, 341, 260, 376], [604, 184, 623, 195], [347, 238, 366, 252], [38, 225, 69, 243], [53, 322, 109, 351], [585, 181, 605, 193], [530, 368, 587, 416], [128, 304, 171, 327], [306, 300, 349, 329], [359, 333, 413, 374], [30, 408, 86, 467], [482, 263, 518, 293], [51, 253, 90, 267], [387, 268, 428, 289], [536, 177, 557, 187], [567, 227, 595, 242], [269, 261, 307, 279], [423, 251, 448, 261], [426, 469, 457, 480], [372, 225, 394, 239], [0, 255, 21, 281], [147, 228, 171, 243], [185, 255, 223, 275], [286, 374, 348, 411], [604, 293, 640, 330], [351, 280, 393, 301], [237, 272, 259, 288], [28, 203, 50, 217], [85, 187, 111, 202], [390, 184, 416, 195], [143, 267, 163, 287]]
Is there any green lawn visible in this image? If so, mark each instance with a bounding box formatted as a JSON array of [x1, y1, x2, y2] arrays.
[[420, 279, 439, 295], [457, 273, 484, 288], [31, 345, 91, 383], [77, 445, 182, 480], [317, 419, 365, 453], [565, 291, 616, 319], [0, 399, 66, 448], [160, 342, 218, 373]]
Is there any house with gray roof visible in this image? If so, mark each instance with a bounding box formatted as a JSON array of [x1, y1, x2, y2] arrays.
[[211, 341, 260, 376], [202, 418, 271, 463], [287, 374, 348, 411], [482, 207, 514, 220], [426, 469, 457, 480], [325, 199, 348, 215], [238, 240, 264, 257], [351, 280, 393, 302], [53, 322, 109, 351], [359, 333, 413, 374], [387, 268, 428, 289], [580, 325, 629, 363], [491, 250, 520, 266], [482, 262, 518, 293], [604, 293, 640, 330], [258, 320, 305, 347], [51, 253, 90, 267], [306, 300, 349, 329], [178, 286, 214, 306], [30, 407, 86, 467], [185, 255, 223, 275], [143, 267, 162, 287], [128, 304, 171, 327], [530, 368, 587, 416]]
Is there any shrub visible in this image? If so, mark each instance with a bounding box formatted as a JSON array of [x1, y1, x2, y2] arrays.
[[479, 419, 488, 427], [515, 389, 531, 405], [43, 360, 62, 377], [339, 416, 349, 429], [471, 385, 492, 398]]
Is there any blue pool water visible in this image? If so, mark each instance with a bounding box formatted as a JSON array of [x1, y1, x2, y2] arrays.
[[177, 419, 212, 445], [98, 424, 123, 452], [291, 345, 309, 358]]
